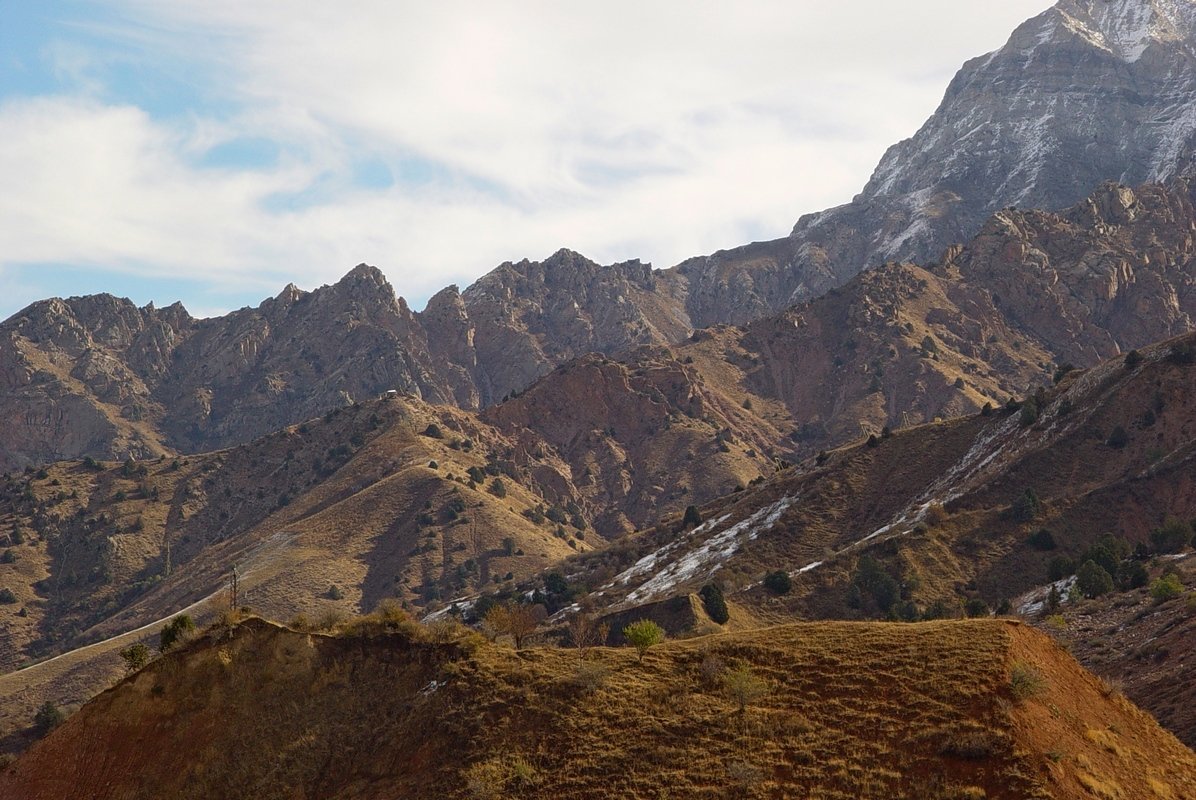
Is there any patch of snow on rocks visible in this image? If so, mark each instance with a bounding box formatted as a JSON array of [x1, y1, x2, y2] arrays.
[[619, 497, 794, 606]]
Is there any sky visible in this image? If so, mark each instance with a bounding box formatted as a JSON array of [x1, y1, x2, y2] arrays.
[[0, 1, 1055, 320]]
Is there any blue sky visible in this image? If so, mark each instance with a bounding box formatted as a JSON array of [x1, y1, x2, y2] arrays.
[[0, 1, 1054, 321]]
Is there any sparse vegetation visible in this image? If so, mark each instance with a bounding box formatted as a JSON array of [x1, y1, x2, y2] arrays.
[[1009, 662, 1046, 702], [681, 504, 702, 529]]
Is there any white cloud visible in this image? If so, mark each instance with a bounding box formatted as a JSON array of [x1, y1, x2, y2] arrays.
[[0, 1, 1055, 316]]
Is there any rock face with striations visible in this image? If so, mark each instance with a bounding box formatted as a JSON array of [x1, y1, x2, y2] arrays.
[[674, 0, 1196, 326]]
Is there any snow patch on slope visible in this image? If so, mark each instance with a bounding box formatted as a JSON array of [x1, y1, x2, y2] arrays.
[[609, 497, 794, 607]]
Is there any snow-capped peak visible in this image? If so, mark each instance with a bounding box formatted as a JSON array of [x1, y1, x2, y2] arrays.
[[1051, 0, 1196, 62]]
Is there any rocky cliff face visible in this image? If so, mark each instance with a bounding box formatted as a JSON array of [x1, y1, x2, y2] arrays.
[[0, 266, 465, 469], [673, 0, 1196, 326]]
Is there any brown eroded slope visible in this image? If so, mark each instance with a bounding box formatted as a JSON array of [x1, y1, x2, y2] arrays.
[[3, 616, 1194, 799], [0, 395, 596, 674]]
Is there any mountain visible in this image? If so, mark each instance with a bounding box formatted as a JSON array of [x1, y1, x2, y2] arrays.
[[674, 0, 1196, 326], [1029, 550, 1196, 749], [545, 329, 1196, 741], [4, 615, 1195, 799], [0, 395, 600, 674]]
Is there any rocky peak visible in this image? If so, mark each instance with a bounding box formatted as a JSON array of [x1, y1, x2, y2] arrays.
[[1050, 0, 1196, 62], [668, 0, 1196, 327]]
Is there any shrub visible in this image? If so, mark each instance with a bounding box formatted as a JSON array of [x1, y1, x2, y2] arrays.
[[1116, 560, 1149, 590], [315, 607, 347, 631], [622, 619, 665, 663], [488, 478, 506, 498], [33, 701, 64, 737], [964, 598, 990, 618], [1151, 573, 1183, 604], [326, 584, 344, 600], [681, 505, 702, 529], [699, 583, 730, 624], [0, 549, 14, 564], [1150, 516, 1193, 554], [1009, 662, 1046, 702], [1011, 489, 1041, 522], [1027, 529, 1056, 551], [422, 423, 444, 438], [1075, 560, 1114, 599], [0, 588, 16, 604], [925, 503, 949, 526], [852, 556, 900, 612], [763, 570, 792, 595], [571, 661, 610, 691], [1124, 349, 1142, 368], [1167, 341, 1195, 365], [1106, 426, 1129, 449], [722, 665, 770, 712], [699, 653, 727, 688], [158, 614, 196, 652], [119, 643, 151, 673], [1019, 398, 1039, 427]]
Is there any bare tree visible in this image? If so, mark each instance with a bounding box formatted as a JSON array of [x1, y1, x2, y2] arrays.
[[566, 612, 610, 660], [484, 603, 544, 650]]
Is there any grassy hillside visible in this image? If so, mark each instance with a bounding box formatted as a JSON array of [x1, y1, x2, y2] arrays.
[[3, 615, 1194, 799]]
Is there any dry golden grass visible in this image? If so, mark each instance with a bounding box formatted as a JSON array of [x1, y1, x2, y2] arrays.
[[4, 617, 1193, 800]]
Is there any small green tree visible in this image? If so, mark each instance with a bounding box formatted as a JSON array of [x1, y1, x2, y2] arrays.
[[119, 643, 151, 674], [33, 701, 64, 737], [1011, 489, 1041, 522], [1151, 516, 1193, 554], [1151, 573, 1183, 604], [159, 614, 196, 653], [763, 570, 792, 595], [623, 619, 664, 663], [1075, 560, 1114, 599], [722, 665, 770, 713], [965, 598, 990, 618], [699, 583, 730, 624]]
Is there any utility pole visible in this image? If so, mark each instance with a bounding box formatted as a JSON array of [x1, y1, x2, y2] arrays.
[[229, 564, 239, 610], [163, 530, 171, 578]]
